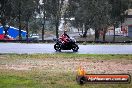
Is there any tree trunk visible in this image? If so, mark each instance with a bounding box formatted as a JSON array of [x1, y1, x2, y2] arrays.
[[55, 18, 59, 38], [42, 24, 44, 41], [83, 31, 87, 37], [42, 12, 45, 41], [26, 21, 29, 43], [103, 29, 107, 42], [18, 1, 22, 40], [113, 25, 115, 42], [55, 0, 60, 38], [82, 24, 84, 35], [95, 29, 99, 42], [83, 24, 88, 37], [42, 2, 46, 42]]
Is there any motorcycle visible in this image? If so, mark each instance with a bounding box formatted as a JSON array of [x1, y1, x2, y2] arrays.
[[53, 37, 79, 52]]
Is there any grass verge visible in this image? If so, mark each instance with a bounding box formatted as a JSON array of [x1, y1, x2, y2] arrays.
[[0, 54, 132, 88], [0, 69, 131, 88], [0, 53, 132, 60]]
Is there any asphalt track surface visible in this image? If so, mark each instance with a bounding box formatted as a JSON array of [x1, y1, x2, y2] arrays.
[[0, 43, 132, 54]]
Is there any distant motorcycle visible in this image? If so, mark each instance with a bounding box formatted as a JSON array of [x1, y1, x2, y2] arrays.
[[53, 37, 79, 52]]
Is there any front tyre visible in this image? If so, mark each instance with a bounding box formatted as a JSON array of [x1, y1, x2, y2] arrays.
[[54, 44, 61, 52], [72, 44, 79, 52]]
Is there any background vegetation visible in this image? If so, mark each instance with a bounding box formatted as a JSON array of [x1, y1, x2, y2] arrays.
[[0, 0, 132, 41]]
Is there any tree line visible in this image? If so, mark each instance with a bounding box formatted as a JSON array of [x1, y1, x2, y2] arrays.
[[0, 0, 131, 41], [68, 0, 131, 41]]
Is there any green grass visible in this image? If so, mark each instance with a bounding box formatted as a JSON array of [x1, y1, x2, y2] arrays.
[[0, 70, 131, 88], [1, 54, 132, 60], [0, 75, 41, 88], [0, 54, 132, 88]]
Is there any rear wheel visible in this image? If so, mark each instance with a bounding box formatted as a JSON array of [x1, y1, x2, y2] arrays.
[[54, 44, 61, 52], [72, 44, 79, 52]]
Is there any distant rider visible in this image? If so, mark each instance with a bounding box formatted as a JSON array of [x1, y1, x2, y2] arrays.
[[59, 30, 70, 45]]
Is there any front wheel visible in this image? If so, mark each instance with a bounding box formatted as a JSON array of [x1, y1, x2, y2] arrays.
[[72, 44, 79, 52], [54, 44, 61, 52]]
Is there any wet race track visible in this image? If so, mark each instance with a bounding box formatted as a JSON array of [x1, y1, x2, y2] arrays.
[[0, 43, 132, 54]]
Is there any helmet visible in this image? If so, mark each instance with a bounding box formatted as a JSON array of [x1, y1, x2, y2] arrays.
[[64, 30, 67, 32], [64, 30, 67, 34]]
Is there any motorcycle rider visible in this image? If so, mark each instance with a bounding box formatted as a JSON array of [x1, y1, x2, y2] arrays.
[[59, 30, 70, 45]]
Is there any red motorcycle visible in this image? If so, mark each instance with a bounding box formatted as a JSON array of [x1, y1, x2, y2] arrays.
[[53, 37, 79, 52]]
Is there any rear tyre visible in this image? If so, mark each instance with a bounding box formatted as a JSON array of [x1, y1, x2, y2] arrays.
[[54, 44, 61, 52], [72, 44, 79, 52]]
